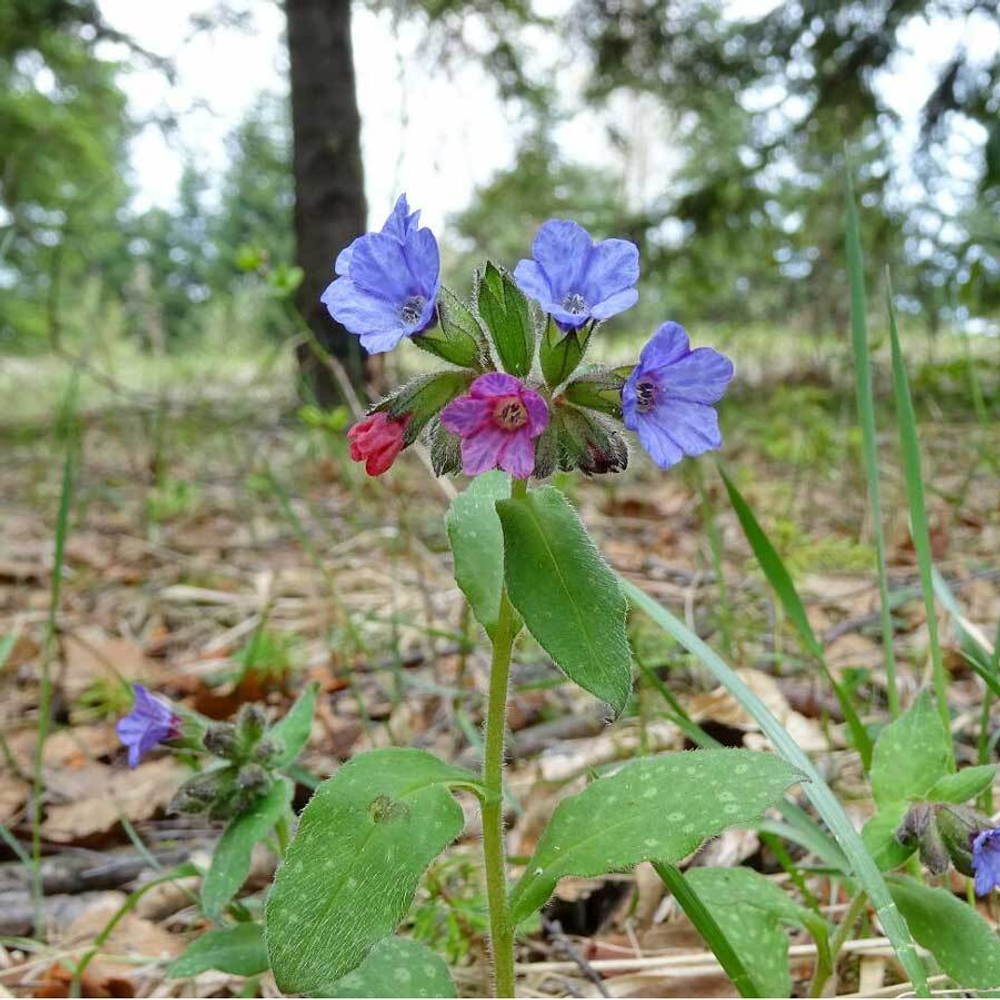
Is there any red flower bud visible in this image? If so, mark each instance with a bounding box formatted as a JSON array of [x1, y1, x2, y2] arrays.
[[347, 411, 411, 476]]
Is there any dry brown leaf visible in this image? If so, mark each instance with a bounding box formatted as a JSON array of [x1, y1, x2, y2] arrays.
[[60, 630, 155, 698]]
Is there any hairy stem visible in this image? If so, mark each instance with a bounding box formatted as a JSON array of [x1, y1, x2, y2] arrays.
[[481, 476, 526, 997]]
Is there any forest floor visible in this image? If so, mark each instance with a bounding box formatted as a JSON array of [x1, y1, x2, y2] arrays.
[[0, 333, 998, 998]]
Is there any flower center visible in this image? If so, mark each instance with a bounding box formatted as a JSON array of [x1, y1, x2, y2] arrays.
[[399, 295, 426, 327], [493, 396, 529, 431], [635, 379, 657, 413], [562, 292, 588, 315]]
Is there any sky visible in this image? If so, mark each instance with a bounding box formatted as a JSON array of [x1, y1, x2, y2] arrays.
[[98, 0, 999, 235]]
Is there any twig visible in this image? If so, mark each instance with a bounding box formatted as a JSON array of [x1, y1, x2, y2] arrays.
[[540, 916, 611, 998]]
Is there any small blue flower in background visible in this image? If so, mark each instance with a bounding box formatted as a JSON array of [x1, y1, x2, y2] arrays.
[[116, 684, 180, 768], [623, 321, 734, 469], [973, 828, 1000, 895], [322, 195, 440, 354], [514, 219, 639, 331]]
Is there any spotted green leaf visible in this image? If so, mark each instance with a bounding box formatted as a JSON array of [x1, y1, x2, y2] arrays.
[[170, 922, 269, 978], [497, 486, 632, 713], [871, 690, 952, 809], [889, 875, 1000, 990], [508, 749, 803, 923], [446, 471, 511, 640], [265, 748, 476, 995], [269, 682, 318, 768], [927, 765, 995, 804], [329, 937, 456, 998], [203, 778, 292, 919]]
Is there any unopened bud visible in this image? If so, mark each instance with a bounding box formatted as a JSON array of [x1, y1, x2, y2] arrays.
[[235, 704, 268, 746], [203, 722, 239, 759], [937, 804, 991, 877]]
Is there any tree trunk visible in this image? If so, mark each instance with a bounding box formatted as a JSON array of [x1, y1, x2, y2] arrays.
[[285, 0, 368, 406]]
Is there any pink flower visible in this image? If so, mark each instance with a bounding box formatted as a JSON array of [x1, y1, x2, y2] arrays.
[[347, 411, 411, 476], [439, 373, 549, 480]]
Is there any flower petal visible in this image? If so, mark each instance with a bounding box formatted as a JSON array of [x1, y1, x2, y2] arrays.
[[461, 425, 507, 475], [498, 429, 536, 479], [635, 415, 684, 469], [590, 287, 639, 322], [403, 227, 441, 298], [323, 279, 403, 338], [582, 238, 639, 302], [360, 327, 408, 354], [521, 389, 550, 435], [661, 348, 734, 404], [349, 233, 416, 300], [513, 259, 554, 306], [335, 238, 361, 276], [381, 194, 413, 241], [531, 220, 593, 298], [470, 372, 523, 399], [648, 400, 722, 454], [440, 396, 492, 436], [638, 322, 691, 371]]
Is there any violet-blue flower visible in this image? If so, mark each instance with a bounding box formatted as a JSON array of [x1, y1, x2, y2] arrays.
[[513, 219, 639, 331], [622, 321, 734, 469], [973, 828, 1000, 895], [116, 684, 180, 768], [322, 194, 440, 354]]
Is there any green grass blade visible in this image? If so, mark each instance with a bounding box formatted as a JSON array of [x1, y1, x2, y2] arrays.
[[720, 469, 873, 768], [621, 578, 929, 997], [693, 462, 735, 658], [845, 172, 899, 717], [653, 861, 762, 997], [886, 282, 951, 747]]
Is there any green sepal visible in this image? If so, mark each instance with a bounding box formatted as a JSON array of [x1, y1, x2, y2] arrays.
[[412, 288, 489, 369], [373, 371, 472, 445], [563, 366, 626, 419], [428, 417, 463, 476], [553, 402, 628, 475], [476, 262, 535, 377], [540, 316, 591, 388]]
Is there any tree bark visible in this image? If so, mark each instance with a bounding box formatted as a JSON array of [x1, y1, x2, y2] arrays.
[[285, 0, 367, 406]]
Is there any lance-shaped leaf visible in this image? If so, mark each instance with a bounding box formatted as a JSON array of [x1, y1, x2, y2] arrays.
[[446, 472, 512, 640], [268, 682, 318, 768], [496, 486, 632, 713], [508, 749, 803, 923], [265, 748, 477, 995], [328, 937, 456, 999], [203, 778, 292, 919], [870, 690, 952, 809], [927, 765, 995, 804], [170, 923, 269, 978], [477, 262, 535, 377], [888, 875, 1000, 989]]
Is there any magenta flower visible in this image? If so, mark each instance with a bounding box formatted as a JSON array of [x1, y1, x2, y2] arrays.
[[116, 684, 181, 768], [439, 373, 549, 480]]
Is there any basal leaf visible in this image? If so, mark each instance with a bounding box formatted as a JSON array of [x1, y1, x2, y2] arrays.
[[927, 766, 996, 804], [871, 690, 951, 809], [170, 922, 269, 978], [861, 802, 915, 871], [497, 486, 632, 713], [269, 682, 319, 768], [203, 778, 292, 919], [446, 471, 511, 640], [889, 875, 1000, 990], [265, 748, 475, 995], [508, 749, 802, 923], [686, 867, 819, 998], [328, 937, 456, 998]]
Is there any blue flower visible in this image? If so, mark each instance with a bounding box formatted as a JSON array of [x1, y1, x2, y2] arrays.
[[322, 195, 440, 354], [622, 322, 734, 469], [973, 828, 1000, 895], [116, 684, 180, 768], [514, 219, 639, 331]]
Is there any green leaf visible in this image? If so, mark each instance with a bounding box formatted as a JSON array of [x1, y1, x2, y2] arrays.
[[446, 472, 512, 640], [496, 486, 632, 713], [508, 749, 802, 923], [927, 766, 995, 804], [265, 748, 475, 995], [889, 875, 1000, 990], [845, 171, 899, 717], [540, 316, 590, 388], [720, 468, 873, 768], [203, 778, 292, 919], [328, 937, 456, 998], [685, 867, 826, 998], [170, 923, 269, 978], [413, 287, 488, 369], [861, 802, 915, 871], [870, 690, 951, 809], [269, 682, 319, 768], [563, 366, 625, 419], [620, 578, 930, 996], [376, 371, 472, 444], [887, 288, 951, 739], [477, 262, 534, 377]]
